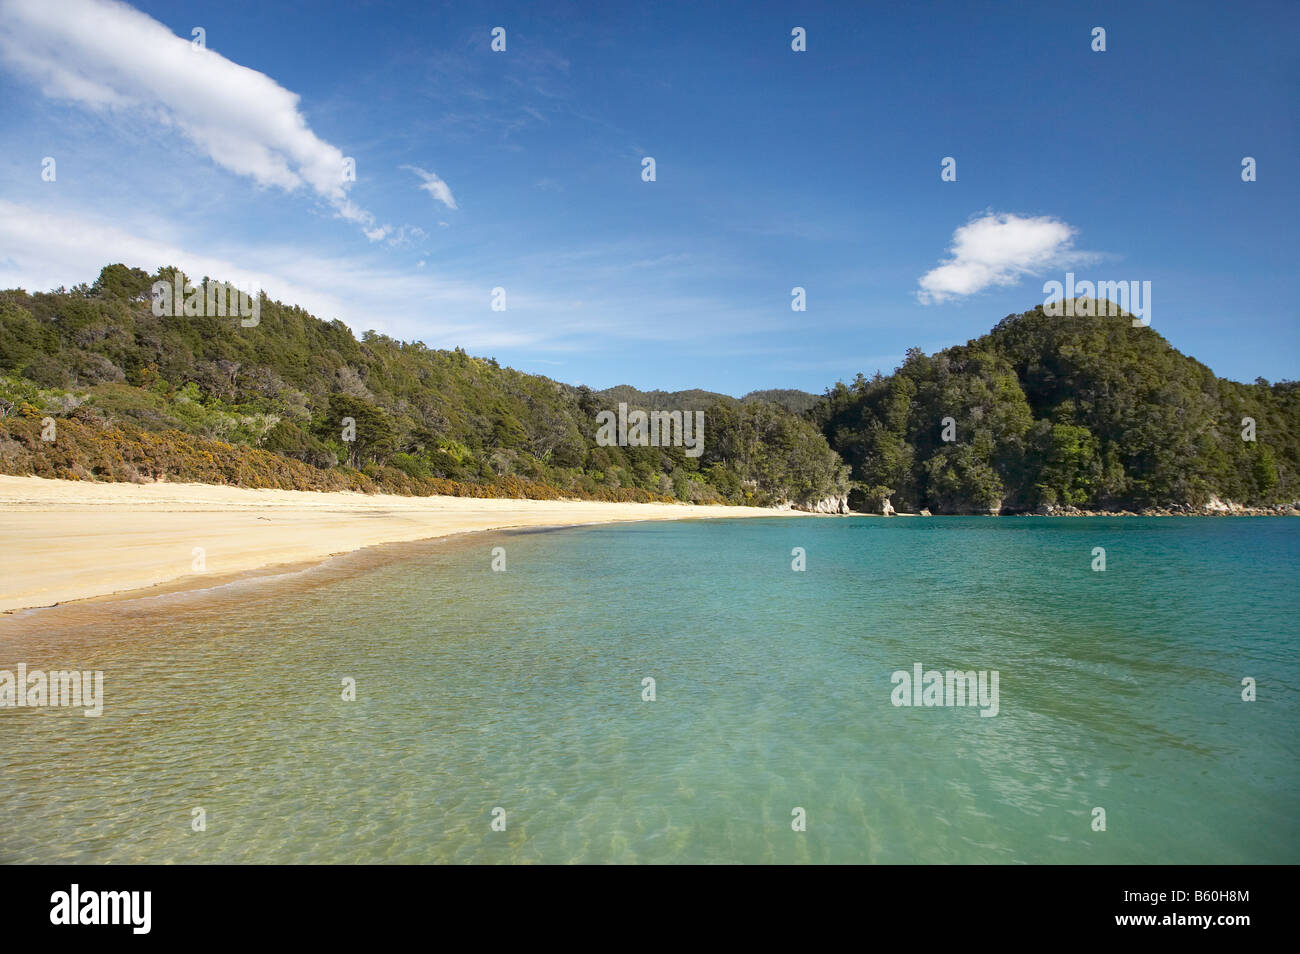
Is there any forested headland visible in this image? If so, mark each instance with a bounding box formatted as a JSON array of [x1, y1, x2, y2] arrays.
[[814, 308, 1298, 513]]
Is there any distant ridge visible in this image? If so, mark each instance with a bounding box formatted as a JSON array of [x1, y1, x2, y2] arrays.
[[593, 385, 819, 415]]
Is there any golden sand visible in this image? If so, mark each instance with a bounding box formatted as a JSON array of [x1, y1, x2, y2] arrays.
[[0, 476, 793, 613]]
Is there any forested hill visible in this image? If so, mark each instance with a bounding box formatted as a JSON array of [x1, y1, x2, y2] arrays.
[[1, 266, 1293, 515], [0, 264, 848, 507], [814, 305, 1299, 513], [591, 386, 818, 415]]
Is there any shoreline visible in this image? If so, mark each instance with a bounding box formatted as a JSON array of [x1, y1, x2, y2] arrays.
[[0, 475, 801, 615], [4, 475, 1291, 617]]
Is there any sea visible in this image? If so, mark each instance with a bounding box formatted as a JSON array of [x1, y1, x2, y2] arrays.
[[1, 516, 1296, 863]]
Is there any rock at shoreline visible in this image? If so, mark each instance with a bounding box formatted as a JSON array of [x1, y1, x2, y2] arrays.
[[794, 494, 850, 514], [880, 494, 1298, 517]]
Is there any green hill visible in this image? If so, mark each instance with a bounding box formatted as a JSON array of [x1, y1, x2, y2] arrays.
[[813, 303, 1299, 513], [0, 264, 848, 508], [2, 268, 1293, 516]]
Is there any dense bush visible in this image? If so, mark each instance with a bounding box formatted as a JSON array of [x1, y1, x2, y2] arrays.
[[814, 304, 1299, 512], [0, 265, 847, 506]]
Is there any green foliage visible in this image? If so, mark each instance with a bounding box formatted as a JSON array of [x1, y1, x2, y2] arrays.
[[740, 389, 821, 414], [0, 268, 845, 507], [8, 271, 1291, 513], [815, 308, 1300, 511], [91, 264, 153, 301], [262, 419, 337, 469]]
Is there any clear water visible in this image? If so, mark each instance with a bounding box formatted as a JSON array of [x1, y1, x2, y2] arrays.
[[1, 517, 1296, 863]]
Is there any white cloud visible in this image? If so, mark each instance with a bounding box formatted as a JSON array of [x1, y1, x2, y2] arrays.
[[0, 0, 378, 233], [403, 165, 458, 210], [917, 212, 1083, 304]]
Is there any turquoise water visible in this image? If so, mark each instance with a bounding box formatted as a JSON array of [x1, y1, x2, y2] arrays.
[[1, 517, 1297, 864]]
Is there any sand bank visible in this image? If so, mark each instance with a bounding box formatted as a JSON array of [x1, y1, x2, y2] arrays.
[[0, 476, 794, 613]]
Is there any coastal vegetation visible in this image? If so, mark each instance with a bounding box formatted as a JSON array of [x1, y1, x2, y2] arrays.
[[814, 307, 1299, 513], [1, 266, 1294, 514], [0, 265, 846, 507]]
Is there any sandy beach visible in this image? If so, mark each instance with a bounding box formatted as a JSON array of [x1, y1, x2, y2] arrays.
[[0, 476, 792, 613]]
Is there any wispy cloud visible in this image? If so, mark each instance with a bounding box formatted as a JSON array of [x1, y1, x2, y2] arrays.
[[0, 200, 774, 355], [2, 196, 813, 366], [917, 212, 1090, 304], [402, 165, 458, 211], [0, 199, 524, 349], [0, 0, 385, 237]]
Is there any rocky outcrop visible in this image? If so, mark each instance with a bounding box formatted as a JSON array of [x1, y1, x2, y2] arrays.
[[1202, 495, 1255, 514], [851, 494, 895, 515], [792, 494, 850, 514], [1195, 496, 1298, 516], [1021, 497, 1300, 517]]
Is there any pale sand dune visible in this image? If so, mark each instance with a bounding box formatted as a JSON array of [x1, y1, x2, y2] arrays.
[[0, 475, 797, 613]]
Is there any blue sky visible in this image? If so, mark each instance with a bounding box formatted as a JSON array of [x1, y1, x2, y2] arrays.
[[0, 0, 1296, 394]]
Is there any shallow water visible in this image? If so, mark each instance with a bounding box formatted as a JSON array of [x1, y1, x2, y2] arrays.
[[1, 517, 1296, 863]]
